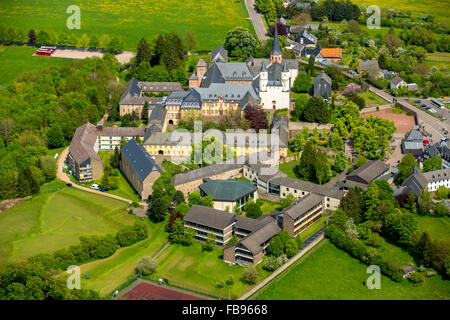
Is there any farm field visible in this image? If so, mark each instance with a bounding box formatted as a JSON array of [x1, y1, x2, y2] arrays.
[[351, 0, 450, 23], [0, 45, 71, 86], [251, 241, 450, 300], [80, 219, 169, 295], [0, 184, 136, 269], [424, 52, 450, 70], [0, 0, 254, 51]]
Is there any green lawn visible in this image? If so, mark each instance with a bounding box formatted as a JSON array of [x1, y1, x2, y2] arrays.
[[298, 215, 327, 243], [360, 91, 389, 105], [279, 160, 298, 179], [0, 184, 136, 269], [0, 45, 71, 86], [80, 219, 169, 295], [259, 199, 280, 215], [251, 241, 450, 300], [0, 0, 254, 51], [153, 241, 271, 299], [416, 215, 450, 240]]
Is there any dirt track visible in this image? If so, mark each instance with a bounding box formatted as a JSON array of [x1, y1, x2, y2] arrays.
[[51, 49, 135, 64]]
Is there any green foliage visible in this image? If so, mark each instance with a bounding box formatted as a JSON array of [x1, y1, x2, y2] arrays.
[[202, 233, 216, 252], [263, 254, 288, 271], [289, 133, 304, 152], [423, 156, 442, 172], [243, 265, 259, 284], [279, 193, 296, 209], [383, 210, 418, 245], [244, 201, 262, 219], [116, 221, 148, 247], [293, 72, 311, 93], [434, 186, 448, 201], [332, 151, 347, 173], [294, 141, 331, 184], [224, 27, 259, 59], [355, 155, 368, 168], [303, 97, 331, 124], [137, 257, 158, 275]]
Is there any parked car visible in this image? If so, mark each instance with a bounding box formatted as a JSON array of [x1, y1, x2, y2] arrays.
[[420, 104, 427, 108], [90, 184, 100, 190], [414, 100, 421, 104], [100, 188, 106, 192], [66, 183, 72, 187]]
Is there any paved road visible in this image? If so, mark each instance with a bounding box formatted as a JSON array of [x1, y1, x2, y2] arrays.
[[57, 147, 147, 207], [244, 0, 269, 41]]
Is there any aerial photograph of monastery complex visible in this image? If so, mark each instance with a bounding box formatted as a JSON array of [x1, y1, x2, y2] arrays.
[[0, 0, 449, 307]]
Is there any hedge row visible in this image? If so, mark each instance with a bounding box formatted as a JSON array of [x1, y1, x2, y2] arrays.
[[326, 225, 404, 282], [29, 221, 148, 272]]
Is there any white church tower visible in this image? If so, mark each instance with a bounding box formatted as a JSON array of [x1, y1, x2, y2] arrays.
[[281, 62, 289, 91], [259, 62, 268, 92]]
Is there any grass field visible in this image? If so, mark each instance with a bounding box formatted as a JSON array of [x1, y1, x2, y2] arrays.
[[259, 199, 280, 215], [152, 241, 271, 299], [0, 183, 136, 269], [80, 219, 169, 295], [416, 215, 450, 240], [360, 90, 390, 105], [279, 160, 298, 179], [0, 0, 254, 51], [424, 52, 450, 70], [252, 241, 450, 300], [351, 1, 450, 23], [0, 45, 71, 86]]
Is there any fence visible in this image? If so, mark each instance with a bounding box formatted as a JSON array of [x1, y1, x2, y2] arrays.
[[110, 275, 139, 297], [143, 274, 230, 300]]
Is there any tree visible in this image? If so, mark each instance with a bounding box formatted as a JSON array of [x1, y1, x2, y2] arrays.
[[243, 265, 259, 284], [202, 233, 216, 251], [279, 193, 296, 209], [344, 218, 359, 238], [293, 72, 311, 93], [292, 13, 311, 26], [244, 201, 262, 219], [383, 210, 418, 245], [244, 104, 268, 132], [303, 97, 330, 123], [355, 155, 368, 168], [347, 20, 361, 35], [168, 219, 185, 244], [284, 239, 298, 258], [46, 125, 65, 148], [166, 212, 183, 232], [28, 29, 36, 43], [173, 190, 185, 206], [149, 193, 170, 222], [434, 203, 449, 217], [396, 153, 415, 184], [423, 156, 442, 172], [296, 141, 316, 181], [339, 187, 362, 223], [89, 35, 99, 48], [107, 37, 124, 52], [434, 186, 448, 201], [418, 190, 433, 215], [137, 257, 158, 275], [290, 133, 304, 152], [224, 27, 259, 59], [110, 146, 120, 169], [18, 167, 39, 196], [382, 33, 402, 52], [313, 150, 330, 184], [307, 54, 315, 76], [267, 235, 284, 257], [136, 38, 152, 66], [333, 151, 347, 173], [184, 29, 198, 51]]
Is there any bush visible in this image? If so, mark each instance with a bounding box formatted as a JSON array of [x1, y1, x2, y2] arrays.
[[409, 272, 424, 284], [216, 280, 225, 288], [243, 265, 259, 284], [112, 169, 120, 176], [116, 221, 148, 247], [137, 257, 158, 275], [366, 233, 383, 247]]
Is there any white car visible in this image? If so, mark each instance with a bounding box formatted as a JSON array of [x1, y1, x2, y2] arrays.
[[90, 184, 100, 190]]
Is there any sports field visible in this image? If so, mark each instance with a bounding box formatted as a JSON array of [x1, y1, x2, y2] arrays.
[[351, 1, 450, 23], [0, 182, 137, 269], [251, 241, 450, 300], [0, 45, 71, 86], [0, 0, 254, 51]]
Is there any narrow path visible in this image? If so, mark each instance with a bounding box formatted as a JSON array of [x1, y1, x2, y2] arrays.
[[57, 147, 147, 207], [152, 242, 171, 259], [238, 230, 325, 300], [244, 0, 269, 41]]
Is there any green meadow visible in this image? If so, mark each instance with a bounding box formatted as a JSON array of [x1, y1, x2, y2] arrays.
[[0, 182, 137, 269], [0, 0, 254, 51], [251, 241, 450, 300], [0, 45, 71, 86]]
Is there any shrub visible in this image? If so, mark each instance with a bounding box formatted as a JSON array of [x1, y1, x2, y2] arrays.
[[216, 280, 224, 288], [366, 233, 383, 247], [137, 257, 158, 275], [116, 221, 148, 247], [409, 272, 424, 284], [226, 275, 234, 286], [243, 265, 259, 284]]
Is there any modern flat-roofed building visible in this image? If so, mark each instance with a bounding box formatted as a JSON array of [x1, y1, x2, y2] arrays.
[[199, 178, 258, 212], [281, 193, 323, 237], [120, 139, 162, 200]]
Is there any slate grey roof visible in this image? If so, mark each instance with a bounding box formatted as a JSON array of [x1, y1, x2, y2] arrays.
[[347, 160, 390, 185], [304, 45, 322, 58], [139, 81, 182, 92], [271, 27, 282, 55], [358, 60, 380, 72], [401, 168, 428, 197], [296, 30, 317, 44], [98, 126, 146, 137], [200, 179, 257, 201], [305, 24, 319, 31], [238, 220, 281, 254], [423, 168, 450, 183], [314, 71, 332, 85], [196, 59, 207, 67], [69, 122, 101, 164], [119, 78, 178, 105], [172, 162, 242, 186], [211, 45, 228, 63], [121, 139, 162, 180], [390, 76, 404, 86], [201, 62, 253, 87], [189, 72, 198, 80], [282, 193, 323, 220], [185, 205, 236, 230], [404, 129, 423, 142], [246, 57, 298, 77]]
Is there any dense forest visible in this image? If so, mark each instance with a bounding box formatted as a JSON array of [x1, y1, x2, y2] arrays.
[[0, 54, 122, 200]]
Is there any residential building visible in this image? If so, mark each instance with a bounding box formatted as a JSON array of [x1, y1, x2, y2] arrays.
[[314, 72, 332, 98], [390, 76, 407, 89], [402, 126, 424, 157], [345, 160, 391, 188], [281, 193, 323, 237], [67, 123, 145, 182], [357, 60, 380, 75], [296, 30, 317, 46], [422, 141, 450, 168], [120, 139, 162, 200], [401, 167, 450, 197], [119, 78, 181, 117], [319, 48, 342, 63], [199, 178, 258, 212]]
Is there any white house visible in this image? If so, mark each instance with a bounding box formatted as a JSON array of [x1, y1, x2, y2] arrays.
[[390, 76, 407, 89]]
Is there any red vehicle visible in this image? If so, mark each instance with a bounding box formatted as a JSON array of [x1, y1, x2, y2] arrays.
[[35, 48, 52, 56], [423, 140, 430, 146]]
